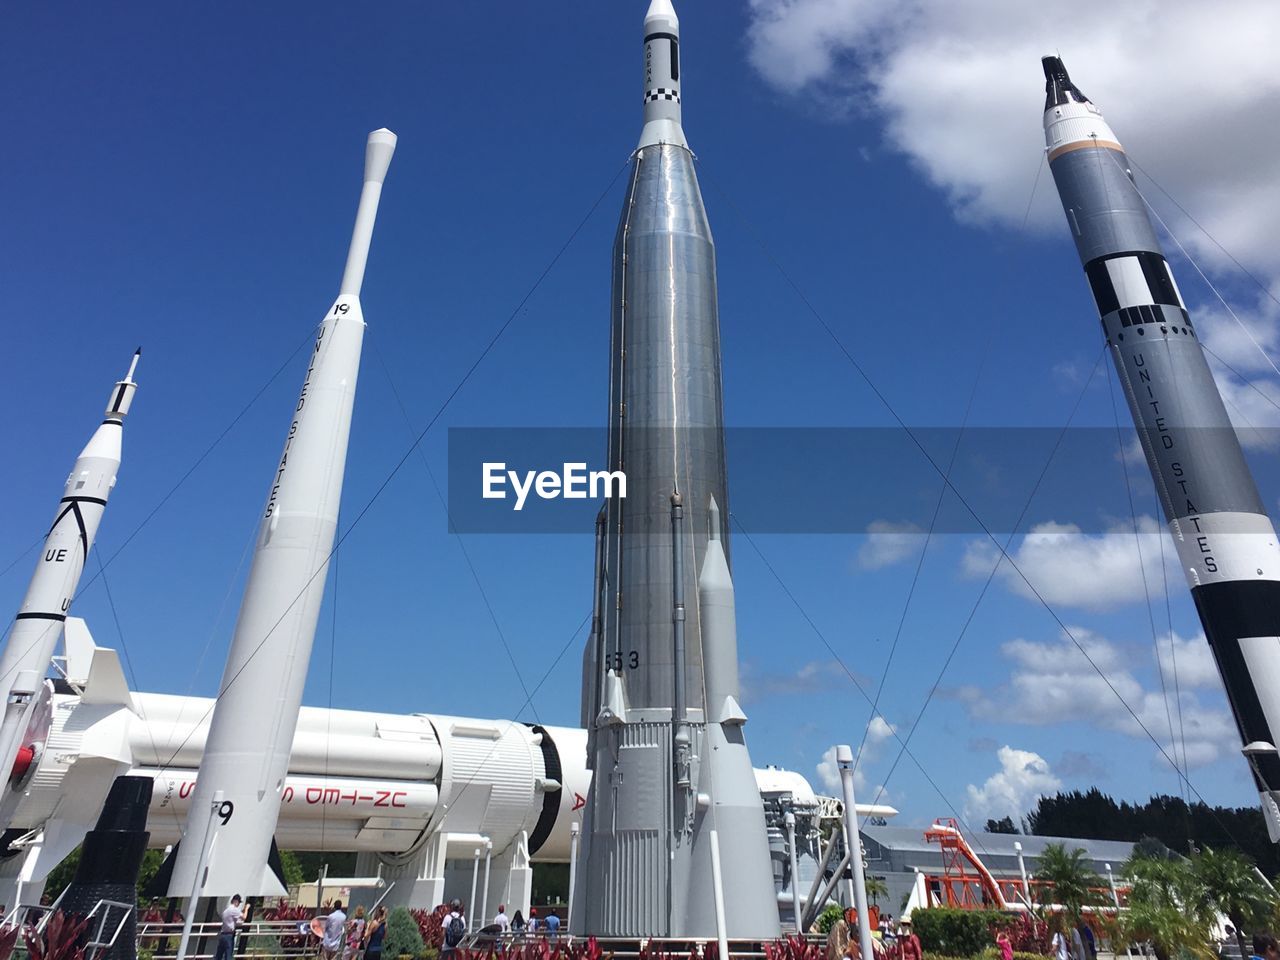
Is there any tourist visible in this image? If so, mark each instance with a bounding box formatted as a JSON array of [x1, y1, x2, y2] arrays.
[[494, 905, 511, 934], [345, 905, 366, 960], [897, 919, 922, 960], [363, 907, 387, 960], [1252, 933, 1280, 960], [442, 899, 467, 954], [511, 910, 526, 934], [1076, 921, 1096, 960], [1050, 922, 1070, 960], [214, 895, 244, 960], [528, 907, 539, 933], [322, 901, 347, 960], [545, 910, 560, 938], [995, 930, 1013, 960], [825, 918, 852, 960]]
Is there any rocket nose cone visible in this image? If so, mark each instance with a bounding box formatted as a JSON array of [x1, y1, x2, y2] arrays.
[[645, 0, 678, 25], [1041, 54, 1090, 110], [1041, 55, 1067, 82], [364, 128, 398, 185]]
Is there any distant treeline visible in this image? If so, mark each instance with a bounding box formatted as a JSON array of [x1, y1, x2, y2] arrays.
[[983, 788, 1279, 876]]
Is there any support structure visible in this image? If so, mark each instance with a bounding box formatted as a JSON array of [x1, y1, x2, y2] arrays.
[[836, 746, 874, 960]]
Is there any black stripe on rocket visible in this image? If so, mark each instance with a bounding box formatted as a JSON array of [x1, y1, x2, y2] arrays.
[[1084, 251, 1192, 330], [46, 500, 91, 563], [1193, 579, 1280, 790]]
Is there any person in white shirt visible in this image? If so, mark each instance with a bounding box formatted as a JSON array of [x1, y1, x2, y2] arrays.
[[215, 896, 244, 960], [494, 905, 511, 934], [442, 899, 467, 954], [322, 902, 348, 960], [1050, 927, 1070, 960]]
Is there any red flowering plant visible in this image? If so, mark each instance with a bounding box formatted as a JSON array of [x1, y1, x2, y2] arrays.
[[24, 911, 89, 960]]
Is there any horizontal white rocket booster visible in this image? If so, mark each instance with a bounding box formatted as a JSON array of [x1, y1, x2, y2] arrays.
[[2, 662, 894, 888]]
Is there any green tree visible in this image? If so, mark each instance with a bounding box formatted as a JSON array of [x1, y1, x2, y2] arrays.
[[1033, 843, 1105, 925], [278, 850, 304, 888], [864, 874, 888, 906], [44, 848, 81, 902], [1122, 853, 1216, 960], [381, 906, 425, 959], [1192, 847, 1276, 960], [986, 816, 1019, 834]]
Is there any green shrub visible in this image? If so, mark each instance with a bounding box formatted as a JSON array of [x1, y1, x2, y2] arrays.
[[911, 909, 995, 956], [815, 904, 846, 934], [1012, 952, 1050, 960], [383, 906, 426, 959]]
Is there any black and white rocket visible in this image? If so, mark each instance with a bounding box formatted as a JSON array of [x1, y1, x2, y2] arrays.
[[574, 0, 779, 938], [167, 129, 396, 896], [0, 351, 139, 824], [1043, 58, 1280, 835]]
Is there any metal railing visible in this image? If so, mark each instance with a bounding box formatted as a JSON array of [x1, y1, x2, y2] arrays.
[[3, 897, 135, 960], [139, 921, 314, 960]]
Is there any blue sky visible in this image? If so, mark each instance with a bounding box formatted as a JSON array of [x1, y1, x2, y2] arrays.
[[5, 1, 1280, 833]]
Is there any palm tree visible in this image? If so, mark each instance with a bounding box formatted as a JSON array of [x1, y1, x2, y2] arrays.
[[1123, 853, 1216, 960], [1192, 847, 1277, 960], [864, 874, 889, 906], [1033, 842, 1105, 925]]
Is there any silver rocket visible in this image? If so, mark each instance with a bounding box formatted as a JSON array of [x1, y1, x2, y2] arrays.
[[1043, 58, 1280, 836], [168, 128, 396, 896], [576, 0, 779, 937], [0, 352, 139, 825]]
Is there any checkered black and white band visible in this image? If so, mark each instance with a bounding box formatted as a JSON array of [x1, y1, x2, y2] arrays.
[[644, 88, 680, 103]]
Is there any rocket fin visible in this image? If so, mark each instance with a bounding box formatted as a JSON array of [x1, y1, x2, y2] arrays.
[[596, 673, 627, 727], [63, 618, 97, 684], [64, 617, 134, 709], [267, 837, 289, 892], [259, 860, 287, 897], [80, 649, 132, 708], [145, 841, 178, 899], [717, 695, 747, 726]]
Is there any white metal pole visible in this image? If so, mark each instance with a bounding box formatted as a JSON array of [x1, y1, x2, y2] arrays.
[[784, 810, 803, 932], [708, 830, 730, 960], [176, 790, 224, 960], [836, 746, 874, 960], [481, 840, 492, 929], [470, 848, 481, 932], [567, 822, 580, 931], [1015, 841, 1031, 907]]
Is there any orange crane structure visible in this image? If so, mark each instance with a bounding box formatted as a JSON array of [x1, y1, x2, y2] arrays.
[[919, 819, 1127, 913]]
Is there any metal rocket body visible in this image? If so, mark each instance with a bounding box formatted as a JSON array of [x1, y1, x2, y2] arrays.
[[167, 129, 396, 896], [577, 0, 778, 938], [1043, 58, 1280, 836], [0, 351, 139, 828]]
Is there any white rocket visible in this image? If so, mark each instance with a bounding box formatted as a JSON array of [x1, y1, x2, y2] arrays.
[[167, 129, 396, 897], [0, 352, 139, 830]]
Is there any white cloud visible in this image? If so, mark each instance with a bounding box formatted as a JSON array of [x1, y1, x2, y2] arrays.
[[745, 0, 1280, 266], [746, 0, 1280, 447], [816, 714, 897, 795], [964, 745, 1062, 823], [816, 745, 842, 792], [972, 626, 1235, 769], [1154, 629, 1223, 691], [857, 520, 924, 569], [961, 518, 1177, 611]]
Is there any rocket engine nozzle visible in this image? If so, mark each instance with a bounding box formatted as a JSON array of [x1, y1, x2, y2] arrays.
[[9, 746, 34, 783], [1042, 55, 1090, 110]]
